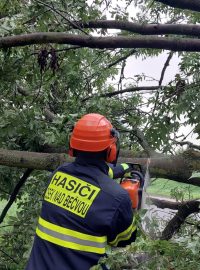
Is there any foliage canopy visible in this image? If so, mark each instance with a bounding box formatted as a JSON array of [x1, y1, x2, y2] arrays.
[[0, 0, 200, 269]]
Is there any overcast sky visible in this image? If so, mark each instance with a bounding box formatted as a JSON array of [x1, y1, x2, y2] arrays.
[[125, 52, 180, 85], [95, 0, 199, 145], [126, 53, 200, 145]]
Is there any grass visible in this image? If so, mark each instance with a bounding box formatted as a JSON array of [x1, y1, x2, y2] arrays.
[[147, 178, 200, 200]]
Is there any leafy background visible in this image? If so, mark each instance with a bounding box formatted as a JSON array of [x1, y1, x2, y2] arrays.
[[0, 0, 200, 269]]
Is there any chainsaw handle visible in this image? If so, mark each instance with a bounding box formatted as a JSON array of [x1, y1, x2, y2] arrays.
[[126, 163, 144, 174], [120, 178, 139, 185]]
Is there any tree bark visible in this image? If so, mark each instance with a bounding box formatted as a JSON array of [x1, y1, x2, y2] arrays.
[[2, 33, 200, 51], [75, 20, 200, 36], [149, 196, 182, 210], [155, 0, 200, 12], [0, 148, 200, 186], [0, 148, 67, 170], [119, 149, 200, 186]]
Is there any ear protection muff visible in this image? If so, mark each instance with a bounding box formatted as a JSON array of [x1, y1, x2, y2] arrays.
[[106, 128, 120, 164]]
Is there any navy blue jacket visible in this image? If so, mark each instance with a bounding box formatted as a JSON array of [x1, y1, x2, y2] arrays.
[[25, 158, 136, 270]]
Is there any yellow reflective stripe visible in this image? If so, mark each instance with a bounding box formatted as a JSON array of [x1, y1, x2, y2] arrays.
[[121, 163, 129, 171], [112, 225, 137, 246], [108, 167, 114, 179], [109, 217, 136, 247], [36, 227, 105, 254], [38, 216, 106, 243]]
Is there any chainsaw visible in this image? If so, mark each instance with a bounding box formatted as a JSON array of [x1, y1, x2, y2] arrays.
[[120, 163, 145, 210]]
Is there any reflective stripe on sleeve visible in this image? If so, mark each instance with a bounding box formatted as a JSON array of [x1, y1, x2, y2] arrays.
[[36, 217, 107, 254], [109, 217, 136, 247], [121, 163, 129, 171], [108, 167, 114, 179]]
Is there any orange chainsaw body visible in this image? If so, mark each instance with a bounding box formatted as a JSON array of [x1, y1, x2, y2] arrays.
[[120, 179, 140, 209]]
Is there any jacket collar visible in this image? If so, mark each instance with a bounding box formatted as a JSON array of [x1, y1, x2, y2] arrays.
[[74, 156, 109, 175]]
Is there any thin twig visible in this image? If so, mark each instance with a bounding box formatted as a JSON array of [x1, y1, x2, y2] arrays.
[[118, 60, 126, 91], [35, 0, 90, 35], [173, 140, 200, 150], [29, 72, 43, 106], [82, 86, 161, 102], [0, 248, 18, 264], [107, 49, 136, 69], [152, 51, 174, 117], [159, 52, 174, 86]]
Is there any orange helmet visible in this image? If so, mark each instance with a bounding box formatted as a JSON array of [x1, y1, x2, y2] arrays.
[[69, 113, 120, 163]]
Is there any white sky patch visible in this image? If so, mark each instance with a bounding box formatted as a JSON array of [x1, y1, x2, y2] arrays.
[[87, 0, 199, 147]]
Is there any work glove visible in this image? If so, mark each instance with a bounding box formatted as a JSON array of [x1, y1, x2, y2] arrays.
[[120, 163, 133, 177], [122, 163, 144, 181]]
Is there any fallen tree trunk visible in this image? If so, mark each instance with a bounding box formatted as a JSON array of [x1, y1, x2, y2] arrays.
[[119, 149, 200, 186], [0, 148, 67, 170], [0, 148, 200, 185]]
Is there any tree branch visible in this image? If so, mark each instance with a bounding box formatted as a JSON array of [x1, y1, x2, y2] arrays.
[[0, 169, 33, 224], [131, 127, 155, 157], [15, 84, 57, 122], [174, 140, 200, 150], [74, 20, 200, 36], [160, 200, 200, 240], [82, 86, 161, 101], [35, 0, 90, 36], [150, 196, 184, 210], [155, 0, 200, 12], [150, 197, 200, 240], [152, 52, 174, 116], [106, 49, 136, 69], [159, 51, 174, 86], [2, 33, 200, 51]]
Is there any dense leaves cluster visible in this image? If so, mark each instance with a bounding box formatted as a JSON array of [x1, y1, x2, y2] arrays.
[[92, 237, 200, 270], [0, 0, 200, 269]]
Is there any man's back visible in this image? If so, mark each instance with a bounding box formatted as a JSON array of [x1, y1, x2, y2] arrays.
[[25, 157, 135, 270]]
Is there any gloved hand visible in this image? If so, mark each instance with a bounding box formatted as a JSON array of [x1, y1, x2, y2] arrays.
[[120, 163, 133, 177], [122, 163, 144, 180], [108, 163, 142, 179]]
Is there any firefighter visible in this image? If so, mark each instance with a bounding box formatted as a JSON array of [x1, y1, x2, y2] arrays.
[[25, 113, 137, 270]]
